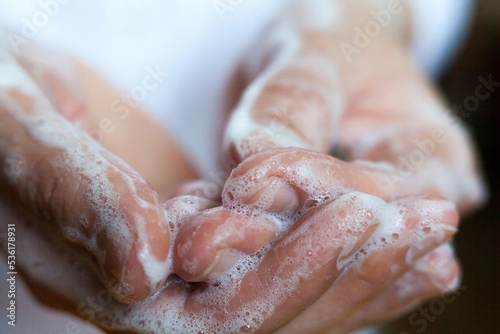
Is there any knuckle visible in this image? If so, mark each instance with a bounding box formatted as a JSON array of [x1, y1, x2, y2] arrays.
[[29, 148, 83, 226]]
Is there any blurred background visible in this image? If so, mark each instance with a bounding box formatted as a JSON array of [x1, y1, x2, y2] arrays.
[[386, 0, 500, 333]]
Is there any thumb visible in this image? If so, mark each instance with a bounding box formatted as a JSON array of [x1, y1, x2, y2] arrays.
[[223, 1, 345, 163], [0, 58, 170, 304]]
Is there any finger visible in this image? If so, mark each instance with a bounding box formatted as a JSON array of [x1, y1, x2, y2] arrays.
[[335, 243, 460, 334], [0, 193, 217, 333], [26, 195, 456, 334], [170, 193, 457, 334], [9, 43, 198, 196], [173, 147, 385, 282], [170, 179, 223, 203], [163, 194, 219, 242], [223, 0, 346, 163], [153, 192, 392, 334], [14, 45, 91, 131], [0, 203, 106, 311], [224, 147, 399, 213], [223, 146, 479, 215], [271, 196, 458, 334], [174, 147, 408, 283], [0, 57, 169, 303], [336, 29, 485, 212], [173, 208, 277, 281]]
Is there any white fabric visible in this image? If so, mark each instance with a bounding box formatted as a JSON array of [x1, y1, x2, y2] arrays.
[[408, 0, 475, 77], [0, 1, 471, 333]]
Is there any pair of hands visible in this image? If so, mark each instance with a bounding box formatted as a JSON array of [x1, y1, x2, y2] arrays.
[[0, 0, 485, 333]]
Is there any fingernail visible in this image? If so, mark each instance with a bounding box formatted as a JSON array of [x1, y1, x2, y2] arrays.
[[268, 183, 299, 213], [194, 249, 244, 281], [103, 247, 139, 303], [243, 177, 298, 213], [422, 244, 460, 290], [337, 223, 380, 267]]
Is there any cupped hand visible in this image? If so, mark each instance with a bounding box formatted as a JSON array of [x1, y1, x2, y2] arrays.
[[171, 148, 460, 334], [173, 0, 485, 332], [3, 150, 459, 333], [0, 40, 196, 304], [223, 0, 484, 212], [0, 0, 486, 333]]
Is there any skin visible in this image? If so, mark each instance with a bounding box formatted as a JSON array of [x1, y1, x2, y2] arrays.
[[0, 47, 198, 304], [177, 0, 483, 331], [223, 0, 483, 212], [0, 0, 485, 333], [2, 171, 459, 334]]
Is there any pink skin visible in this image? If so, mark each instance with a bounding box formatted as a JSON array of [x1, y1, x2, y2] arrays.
[[173, 148, 389, 282], [173, 147, 462, 284], [174, 149, 456, 281], [4, 185, 458, 334], [171, 0, 483, 331], [0, 47, 202, 305], [173, 208, 277, 282], [332, 244, 461, 334], [0, 86, 171, 304], [0, 43, 200, 306], [0, 0, 485, 333], [224, 0, 484, 212], [16, 51, 92, 133]]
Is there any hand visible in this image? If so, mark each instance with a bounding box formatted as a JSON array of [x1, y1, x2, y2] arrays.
[[224, 0, 484, 213], [0, 40, 196, 304], [3, 149, 459, 334], [0, 49, 462, 333], [1, 0, 486, 332], [173, 0, 485, 332]]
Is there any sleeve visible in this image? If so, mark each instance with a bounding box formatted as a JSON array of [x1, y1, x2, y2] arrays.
[[407, 0, 475, 77]]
